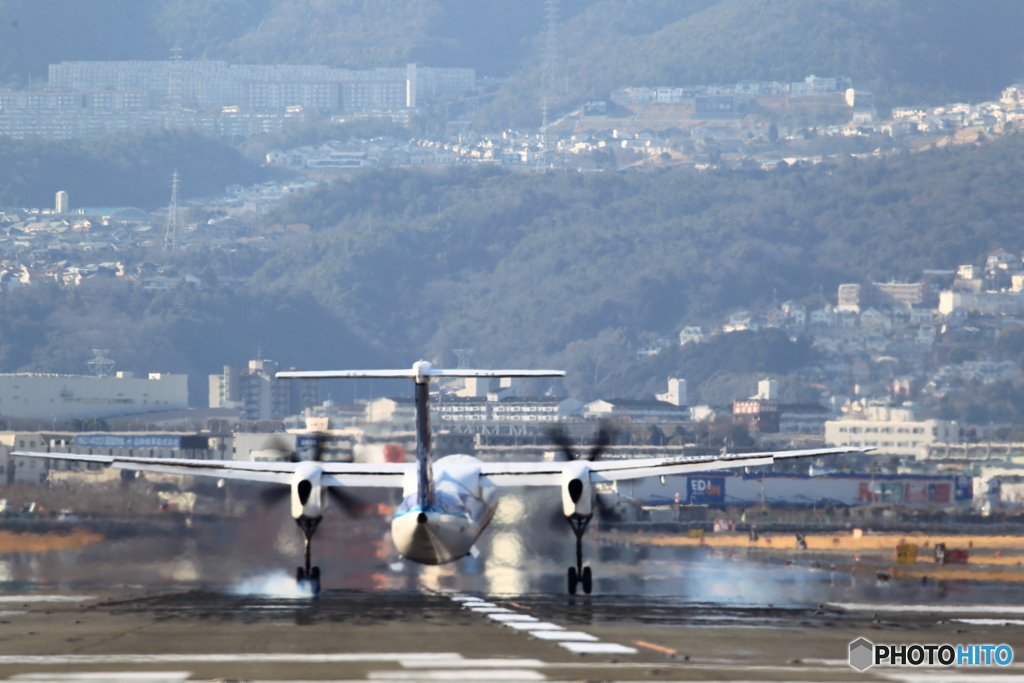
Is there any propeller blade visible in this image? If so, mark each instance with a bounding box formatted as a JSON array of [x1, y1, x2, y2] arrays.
[[547, 424, 577, 461], [312, 432, 328, 462], [261, 435, 296, 462], [327, 487, 363, 517], [259, 484, 290, 508], [586, 420, 616, 461]]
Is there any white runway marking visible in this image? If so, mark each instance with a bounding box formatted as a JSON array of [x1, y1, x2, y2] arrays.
[[529, 630, 598, 642], [0, 653, 462, 665], [443, 594, 637, 655], [503, 621, 564, 631], [0, 610, 28, 617], [557, 642, 638, 655], [829, 602, 1024, 615], [953, 618, 1024, 625], [486, 613, 538, 622], [368, 671, 546, 681], [0, 595, 94, 603], [879, 675, 1024, 683], [10, 674, 191, 682], [398, 658, 544, 669]]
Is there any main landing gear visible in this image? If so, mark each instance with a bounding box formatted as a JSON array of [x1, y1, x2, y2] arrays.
[[566, 514, 593, 595], [295, 515, 322, 594]]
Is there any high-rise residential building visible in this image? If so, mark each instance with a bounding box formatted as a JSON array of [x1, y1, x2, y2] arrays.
[[209, 359, 319, 421]]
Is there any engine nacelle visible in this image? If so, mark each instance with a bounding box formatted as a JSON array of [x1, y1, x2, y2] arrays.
[[291, 461, 325, 519], [561, 460, 594, 518]]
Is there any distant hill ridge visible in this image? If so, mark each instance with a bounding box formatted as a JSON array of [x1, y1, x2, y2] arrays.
[[1, 1, 1022, 129]]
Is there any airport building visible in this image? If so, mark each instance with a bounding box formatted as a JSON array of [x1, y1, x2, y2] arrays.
[[0, 371, 187, 422], [617, 471, 973, 508], [0, 430, 220, 485]]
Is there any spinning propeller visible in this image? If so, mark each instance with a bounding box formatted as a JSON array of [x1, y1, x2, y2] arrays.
[[257, 433, 363, 515], [548, 419, 616, 462]]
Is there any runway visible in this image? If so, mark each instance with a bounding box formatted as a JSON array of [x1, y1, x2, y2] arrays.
[[3, 502, 1024, 681], [3, 583, 1024, 681]]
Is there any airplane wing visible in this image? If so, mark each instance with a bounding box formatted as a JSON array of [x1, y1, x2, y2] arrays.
[[12, 451, 409, 487], [479, 446, 875, 486]]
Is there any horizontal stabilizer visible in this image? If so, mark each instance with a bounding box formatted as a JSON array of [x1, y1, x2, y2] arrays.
[[278, 360, 564, 381]]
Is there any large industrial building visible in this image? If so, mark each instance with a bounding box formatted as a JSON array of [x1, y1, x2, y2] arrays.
[[0, 371, 187, 422]]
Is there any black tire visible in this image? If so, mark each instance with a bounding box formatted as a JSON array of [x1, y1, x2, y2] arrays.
[[567, 566, 577, 595], [296, 566, 305, 581], [310, 566, 320, 579], [581, 566, 592, 595]]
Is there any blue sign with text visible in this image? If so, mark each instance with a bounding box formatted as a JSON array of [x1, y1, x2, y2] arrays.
[[688, 476, 726, 504], [74, 434, 182, 449]]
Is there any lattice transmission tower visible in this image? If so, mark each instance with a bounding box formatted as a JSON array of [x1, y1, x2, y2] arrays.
[[164, 170, 181, 251], [538, 0, 560, 168]]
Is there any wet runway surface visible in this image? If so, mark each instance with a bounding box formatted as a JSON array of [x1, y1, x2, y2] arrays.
[[3, 499, 1024, 681], [3, 587, 1024, 681]]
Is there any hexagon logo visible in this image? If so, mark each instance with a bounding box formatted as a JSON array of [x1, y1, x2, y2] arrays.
[[849, 637, 874, 671]]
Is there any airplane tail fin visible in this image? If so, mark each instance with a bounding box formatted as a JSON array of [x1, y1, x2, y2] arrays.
[[278, 362, 565, 510]]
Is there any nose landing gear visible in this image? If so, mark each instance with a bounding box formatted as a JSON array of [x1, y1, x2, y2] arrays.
[[566, 514, 593, 595], [295, 515, 322, 594]]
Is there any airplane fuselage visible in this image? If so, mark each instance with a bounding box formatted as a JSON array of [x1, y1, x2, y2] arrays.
[[390, 454, 499, 565]]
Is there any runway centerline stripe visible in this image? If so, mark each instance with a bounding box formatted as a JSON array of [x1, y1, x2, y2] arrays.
[[529, 630, 598, 642], [443, 594, 636, 655], [503, 621, 564, 631], [558, 642, 638, 655]]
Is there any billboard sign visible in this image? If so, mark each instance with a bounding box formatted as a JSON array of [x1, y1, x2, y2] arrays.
[[75, 433, 182, 449], [688, 476, 725, 504]]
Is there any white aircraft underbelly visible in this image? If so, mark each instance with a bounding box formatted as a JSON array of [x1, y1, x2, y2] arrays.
[[391, 454, 498, 565]]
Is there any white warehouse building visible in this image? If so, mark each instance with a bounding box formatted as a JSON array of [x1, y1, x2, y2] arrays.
[[825, 401, 958, 458], [0, 371, 188, 421]]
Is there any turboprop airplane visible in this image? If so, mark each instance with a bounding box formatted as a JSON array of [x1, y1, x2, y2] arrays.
[[15, 361, 872, 594]]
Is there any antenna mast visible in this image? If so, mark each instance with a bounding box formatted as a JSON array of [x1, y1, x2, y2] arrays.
[[164, 170, 181, 251]]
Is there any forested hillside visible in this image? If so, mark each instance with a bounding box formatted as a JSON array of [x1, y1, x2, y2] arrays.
[[0, 283, 391, 405], [0, 130, 280, 210], [2, 1, 1021, 128], [484, 0, 1024, 127], [2, 133, 1024, 402], [253, 135, 1024, 398]]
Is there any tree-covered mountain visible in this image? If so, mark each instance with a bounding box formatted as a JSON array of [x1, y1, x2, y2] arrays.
[[0, 282, 391, 405], [252, 135, 1024, 399], [483, 0, 1024, 127], [2, 1, 1022, 128], [4, 134, 1024, 401], [0, 130, 281, 210]]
